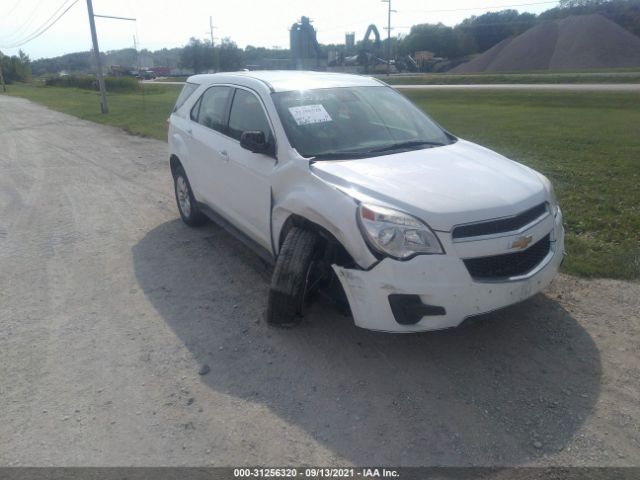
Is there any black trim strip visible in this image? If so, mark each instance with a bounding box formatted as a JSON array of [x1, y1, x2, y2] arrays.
[[269, 188, 276, 259], [452, 203, 548, 240], [197, 202, 275, 265], [389, 294, 446, 325]]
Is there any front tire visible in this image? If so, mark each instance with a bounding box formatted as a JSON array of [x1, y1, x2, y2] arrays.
[[173, 166, 207, 227], [267, 227, 321, 327]]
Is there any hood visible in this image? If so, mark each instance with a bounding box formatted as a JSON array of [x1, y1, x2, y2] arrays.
[[310, 140, 547, 232]]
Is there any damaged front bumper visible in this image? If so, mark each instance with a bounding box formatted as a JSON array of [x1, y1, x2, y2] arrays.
[[333, 211, 565, 333]]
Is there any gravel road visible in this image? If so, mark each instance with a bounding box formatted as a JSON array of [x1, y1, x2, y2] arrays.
[[1, 94, 638, 467]]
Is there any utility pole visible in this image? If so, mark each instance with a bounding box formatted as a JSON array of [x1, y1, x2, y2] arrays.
[[381, 0, 395, 76], [0, 52, 6, 93], [133, 35, 140, 72], [86, 0, 108, 113], [209, 16, 218, 72]]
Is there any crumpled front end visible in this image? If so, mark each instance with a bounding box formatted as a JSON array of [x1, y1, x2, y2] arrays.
[[333, 208, 564, 332]]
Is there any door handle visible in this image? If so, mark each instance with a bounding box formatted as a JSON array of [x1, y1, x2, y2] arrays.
[[186, 128, 192, 135], [220, 150, 229, 161]]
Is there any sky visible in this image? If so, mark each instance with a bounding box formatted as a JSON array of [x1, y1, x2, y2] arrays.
[[0, 0, 559, 60]]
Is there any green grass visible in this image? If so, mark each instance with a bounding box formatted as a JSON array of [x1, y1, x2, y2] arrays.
[[380, 72, 640, 85], [4, 82, 182, 139], [403, 90, 640, 280], [154, 76, 188, 83], [44, 74, 140, 93], [3, 83, 639, 279]]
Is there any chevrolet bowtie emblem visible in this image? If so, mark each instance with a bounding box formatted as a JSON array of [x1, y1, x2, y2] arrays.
[[510, 235, 533, 250]]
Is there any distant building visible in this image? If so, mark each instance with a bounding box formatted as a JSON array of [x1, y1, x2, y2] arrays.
[[290, 16, 323, 70], [150, 66, 170, 77], [345, 32, 355, 52], [414, 51, 434, 62]]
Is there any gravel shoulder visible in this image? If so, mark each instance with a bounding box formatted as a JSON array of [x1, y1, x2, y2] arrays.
[[0, 95, 638, 466]]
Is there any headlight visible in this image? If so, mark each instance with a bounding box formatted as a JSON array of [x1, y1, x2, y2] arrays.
[[548, 182, 560, 217], [534, 171, 560, 217], [357, 204, 443, 260]]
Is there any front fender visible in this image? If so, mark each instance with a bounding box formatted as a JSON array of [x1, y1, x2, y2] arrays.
[[271, 161, 378, 269]]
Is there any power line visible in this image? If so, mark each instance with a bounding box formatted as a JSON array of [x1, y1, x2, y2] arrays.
[[404, 1, 559, 14], [3, 0, 27, 24], [2, 0, 79, 49], [0, 0, 46, 42], [10, 0, 77, 46], [316, 15, 380, 34], [1, 0, 79, 49], [394, 19, 544, 29], [313, 1, 558, 36]]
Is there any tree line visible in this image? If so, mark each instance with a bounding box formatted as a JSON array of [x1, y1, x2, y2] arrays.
[[395, 0, 640, 59], [29, 38, 279, 76], [0, 50, 32, 83], [15, 0, 640, 77]]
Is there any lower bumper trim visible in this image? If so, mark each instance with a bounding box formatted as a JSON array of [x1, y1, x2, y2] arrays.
[[388, 294, 446, 325]]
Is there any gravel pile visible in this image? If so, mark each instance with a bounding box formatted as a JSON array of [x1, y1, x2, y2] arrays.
[[452, 14, 640, 73]]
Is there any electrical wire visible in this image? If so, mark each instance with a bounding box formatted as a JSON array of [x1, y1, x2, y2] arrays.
[[3, 0, 23, 19], [404, 1, 559, 14], [1, 0, 79, 49], [0, 0, 46, 41], [312, 1, 559, 36], [394, 19, 545, 30], [14, 0, 79, 47], [317, 15, 382, 34], [1, 0, 75, 46]]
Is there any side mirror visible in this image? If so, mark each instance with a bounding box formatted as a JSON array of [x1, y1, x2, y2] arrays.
[[240, 130, 274, 156]]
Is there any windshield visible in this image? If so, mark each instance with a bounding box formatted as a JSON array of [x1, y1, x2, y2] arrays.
[[272, 86, 453, 159]]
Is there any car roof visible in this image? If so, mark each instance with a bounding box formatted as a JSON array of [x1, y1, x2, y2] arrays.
[[187, 70, 385, 92]]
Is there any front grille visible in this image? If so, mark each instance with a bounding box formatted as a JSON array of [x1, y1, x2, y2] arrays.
[[453, 203, 548, 240], [464, 234, 551, 280]]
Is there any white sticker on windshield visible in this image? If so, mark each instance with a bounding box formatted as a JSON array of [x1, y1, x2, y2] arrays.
[[288, 104, 332, 126]]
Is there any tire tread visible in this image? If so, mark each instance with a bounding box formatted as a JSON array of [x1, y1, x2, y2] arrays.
[[174, 166, 207, 227], [266, 227, 319, 327]]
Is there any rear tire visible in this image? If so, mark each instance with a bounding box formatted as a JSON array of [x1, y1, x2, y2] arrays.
[[267, 227, 320, 328], [173, 166, 207, 227]]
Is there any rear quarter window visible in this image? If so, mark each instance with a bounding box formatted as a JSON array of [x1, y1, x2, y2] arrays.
[[173, 83, 199, 112]]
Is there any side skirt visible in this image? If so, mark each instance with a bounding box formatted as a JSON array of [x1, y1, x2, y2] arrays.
[[196, 201, 276, 266]]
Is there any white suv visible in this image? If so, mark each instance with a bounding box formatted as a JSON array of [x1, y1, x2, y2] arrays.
[[168, 71, 564, 332]]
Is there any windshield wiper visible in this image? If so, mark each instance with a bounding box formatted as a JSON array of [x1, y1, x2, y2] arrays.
[[366, 140, 446, 153], [308, 141, 446, 161], [309, 151, 373, 160]]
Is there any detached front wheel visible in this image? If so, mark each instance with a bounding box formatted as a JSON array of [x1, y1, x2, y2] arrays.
[[267, 227, 321, 327]]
